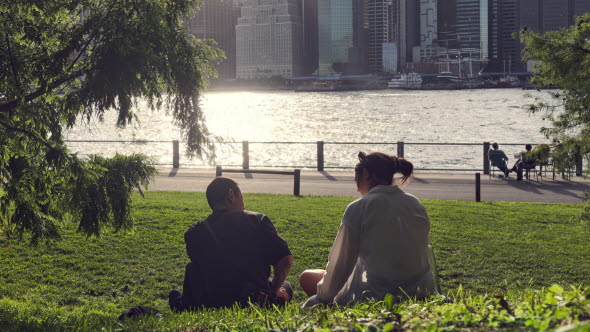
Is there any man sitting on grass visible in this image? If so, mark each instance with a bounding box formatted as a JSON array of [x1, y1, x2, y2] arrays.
[[169, 177, 294, 311]]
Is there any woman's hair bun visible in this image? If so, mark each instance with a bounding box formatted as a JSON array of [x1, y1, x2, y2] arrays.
[[358, 151, 367, 161], [355, 152, 413, 185], [396, 157, 413, 184]]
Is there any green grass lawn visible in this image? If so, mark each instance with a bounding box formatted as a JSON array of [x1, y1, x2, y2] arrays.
[[1, 192, 590, 331]]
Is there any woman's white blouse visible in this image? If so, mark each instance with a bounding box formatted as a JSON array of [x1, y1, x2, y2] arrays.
[[309, 184, 436, 306]]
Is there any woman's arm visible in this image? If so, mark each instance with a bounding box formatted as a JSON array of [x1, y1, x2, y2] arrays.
[[316, 221, 360, 303]]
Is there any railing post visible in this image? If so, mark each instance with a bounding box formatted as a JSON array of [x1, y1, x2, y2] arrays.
[[483, 142, 490, 175], [317, 141, 324, 171], [242, 141, 249, 170], [173, 140, 180, 168], [575, 153, 583, 176], [294, 169, 301, 196], [475, 173, 481, 202], [216, 166, 222, 177], [397, 141, 404, 158]]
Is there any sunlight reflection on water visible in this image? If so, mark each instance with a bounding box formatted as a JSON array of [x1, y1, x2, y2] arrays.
[[65, 89, 552, 170]]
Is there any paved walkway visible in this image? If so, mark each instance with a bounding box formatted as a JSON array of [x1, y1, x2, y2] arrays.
[[151, 168, 589, 204]]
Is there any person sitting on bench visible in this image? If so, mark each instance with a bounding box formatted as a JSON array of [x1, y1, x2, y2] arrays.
[[510, 144, 536, 181], [488, 143, 510, 177]]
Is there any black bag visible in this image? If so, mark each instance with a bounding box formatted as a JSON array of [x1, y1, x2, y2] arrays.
[[118, 306, 162, 320]]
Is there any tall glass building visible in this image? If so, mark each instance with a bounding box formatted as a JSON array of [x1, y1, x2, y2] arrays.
[[367, 0, 389, 73], [456, 0, 484, 54], [575, 0, 590, 17], [497, 0, 519, 71], [542, 0, 570, 31], [185, 0, 240, 79], [302, 0, 319, 75], [438, 0, 458, 48], [318, 0, 366, 75], [520, 0, 542, 32], [519, 0, 590, 33]]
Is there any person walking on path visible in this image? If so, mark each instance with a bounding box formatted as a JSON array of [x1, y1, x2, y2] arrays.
[[169, 177, 294, 311], [299, 152, 437, 308], [489, 143, 510, 177]]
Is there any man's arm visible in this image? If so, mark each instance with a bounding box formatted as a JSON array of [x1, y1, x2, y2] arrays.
[[271, 254, 294, 296], [184, 229, 196, 262], [257, 214, 293, 298]]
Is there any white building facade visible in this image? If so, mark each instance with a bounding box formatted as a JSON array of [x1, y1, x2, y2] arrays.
[[236, 0, 302, 79]]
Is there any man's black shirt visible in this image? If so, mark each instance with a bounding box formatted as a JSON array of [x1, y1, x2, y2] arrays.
[[183, 209, 291, 308]]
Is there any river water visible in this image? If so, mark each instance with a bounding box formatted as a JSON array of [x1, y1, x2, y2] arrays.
[[64, 89, 553, 170]]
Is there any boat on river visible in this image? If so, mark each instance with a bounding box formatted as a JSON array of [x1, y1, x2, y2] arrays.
[[419, 75, 465, 90], [387, 73, 423, 89], [388, 73, 489, 90], [496, 75, 520, 88]]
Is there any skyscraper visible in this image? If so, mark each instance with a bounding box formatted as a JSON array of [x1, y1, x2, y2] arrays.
[[437, 0, 458, 48], [405, 0, 421, 61], [542, 0, 570, 31], [574, 0, 590, 17], [383, 0, 421, 71], [420, 0, 437, 48], [235, 0, 302, 79], [519, 0, 590, 33], [519, 0, 542, 32], [499, 0, 520, 71], [366, 0, 392, 73], [390, 0, 407, 68], [456, 0, 482, 52], [487, 0, 521, 72], [185, 0, 240, 79], [302, 0, 319, 75], [317, 0, 367, 75]]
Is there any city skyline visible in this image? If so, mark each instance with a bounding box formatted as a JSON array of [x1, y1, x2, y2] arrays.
[[187, 0, 590, 79]]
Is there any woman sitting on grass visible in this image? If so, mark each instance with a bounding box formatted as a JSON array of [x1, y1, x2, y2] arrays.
[[300, 152, 437, 307]]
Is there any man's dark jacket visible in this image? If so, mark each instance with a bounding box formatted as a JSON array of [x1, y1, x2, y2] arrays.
[[181, 209, 291, 309]]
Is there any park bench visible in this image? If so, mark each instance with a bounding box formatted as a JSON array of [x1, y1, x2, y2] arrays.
[[215, 166, 301, 196]]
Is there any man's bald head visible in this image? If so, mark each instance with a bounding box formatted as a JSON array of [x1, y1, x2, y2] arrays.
[[206, 177, 243, 210]]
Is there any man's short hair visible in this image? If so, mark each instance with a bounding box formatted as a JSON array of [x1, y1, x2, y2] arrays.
[[206, 177, 240, 210], [492, 143, 499, 149]]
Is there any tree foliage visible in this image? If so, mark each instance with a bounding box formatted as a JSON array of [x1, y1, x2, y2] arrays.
[[521, 14, 590, 173], [0, 0, 222, 244]]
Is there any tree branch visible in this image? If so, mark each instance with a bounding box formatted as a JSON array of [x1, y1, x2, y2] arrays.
[[0, 68, 85, 113], [0, 118, 54, 151], [0, 2, 118, 114]]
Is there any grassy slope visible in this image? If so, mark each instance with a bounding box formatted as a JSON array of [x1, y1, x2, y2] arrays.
[[0, 192, 589, 331]]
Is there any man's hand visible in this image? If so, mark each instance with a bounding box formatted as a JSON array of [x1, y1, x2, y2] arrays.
[[276, 286, 291, 302]]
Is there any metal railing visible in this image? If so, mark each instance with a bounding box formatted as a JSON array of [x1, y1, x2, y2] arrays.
[[64, 140, 584, 176]]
